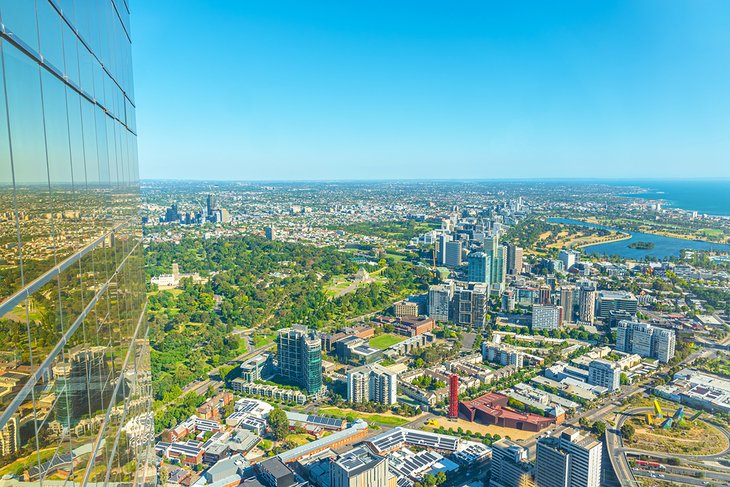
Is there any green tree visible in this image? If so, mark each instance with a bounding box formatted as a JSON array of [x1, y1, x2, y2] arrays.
[[620, 423, 635, 441], [267, 407, 289, 440], [591, 421, 606, 437]]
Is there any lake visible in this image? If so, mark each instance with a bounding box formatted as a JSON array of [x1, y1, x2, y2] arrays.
[[548, 218, 730, 260]]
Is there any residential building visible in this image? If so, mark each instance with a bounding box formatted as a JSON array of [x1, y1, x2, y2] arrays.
[[596, 291, 638, 321], [467, 251, 491, 284], [278, 325, 323, 395], [330, 446, 390, 487], [490, 439, 536, 487], [560, 285, 576, 323], [532, 305, 563, 331], [437, 234, 453, 265], [616, 321, 676, 363], [445, 240, 463, 268], [578, 286, 597, 324], [482, 342, 524, 369], [558, 250, 580, 271], [0, 2, 153, 484], [506, 243, 524, 276], [455, 283, 489, 327], [347, 364, 398, 405], [429, 282, 455, 322], [588, 359, 621, 392], [535, 429, 602, 487]]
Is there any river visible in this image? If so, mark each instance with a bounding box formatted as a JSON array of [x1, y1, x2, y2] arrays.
[[548, 218, 730, 260]]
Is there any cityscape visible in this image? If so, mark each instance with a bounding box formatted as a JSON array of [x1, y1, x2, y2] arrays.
[[1, 2, 730, 487]]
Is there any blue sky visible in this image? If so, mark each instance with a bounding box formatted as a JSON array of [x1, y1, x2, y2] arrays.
[[132, 1, 730, 180]]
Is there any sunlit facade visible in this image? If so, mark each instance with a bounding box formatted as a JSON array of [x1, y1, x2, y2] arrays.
[[0, 1, 153, 485]]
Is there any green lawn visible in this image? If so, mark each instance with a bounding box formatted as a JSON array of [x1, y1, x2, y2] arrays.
[[368, 334, 406, 350], [317, 407, 411, 427]]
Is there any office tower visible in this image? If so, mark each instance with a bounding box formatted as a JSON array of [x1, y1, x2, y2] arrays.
[[558, 249, 580, 271], [467, 251, 491, 285], [428, 282, 454, 322], [588, 359, 621, 392], [444, 240, 462, 268], [506, 243, 524, 276], [455, 283, 488, 327], [484, 235, 506, 291], [491, 439, 535, 487], [0, 2, 153, 485], [207, 193, 216, 217], [436, 234, 452, 265], [346, 364, 398, 405], [578, 285, 597, 324], [596, 291, 638, 320], [560, 285, 576, 323], [532, 305, 563, 331], [536, 429, 602, 487], [165, 202, 181, 222], [616, 321, 676, 363], [277, 325, 323, 395], [331, 446, 389, 487]]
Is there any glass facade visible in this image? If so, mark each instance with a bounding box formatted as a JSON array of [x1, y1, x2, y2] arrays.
[[0, 1, 153, 486]]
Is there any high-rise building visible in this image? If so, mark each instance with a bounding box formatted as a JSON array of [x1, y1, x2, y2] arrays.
[[578, 285, 597, 324], [536, 429, 602, 487], [0, 2, 153, 485], [444, 240, 463, 268], [455, 283, 489, 328], [616, 321, 676, 363], [265, 226, 277, 241], [490, 439, 536, 487], [278, 325, 323, 395], [346, 364, 398, 405], [467, 251, 491, 284], [449, 374, 459, 418], [330, 446, 390, 487], [506, 243, 524, 276], [588, 359, 621, 392], [484, 235, 507, 292], [596, 291, 638, 321], [532, 305, 563, 331], [428, 282, 454, 322], [436, 234, 453, 266], [560, 285, 576, 323], [558, 249, 580, 271], [207, 193, 216, 217]]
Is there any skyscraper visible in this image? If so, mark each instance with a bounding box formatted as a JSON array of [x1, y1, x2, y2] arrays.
[[0, 2, 152, 485], [506, 243, 524, 276], [578, 284, 597, 324], [206, 193, 216, 217], [467, 251, 491, 284], [536, 429, 602, 487], [560, 285, 576, 323], [277, 325, 323, 395], [444, 240, 462, 268], [428, 282, 454, 322]]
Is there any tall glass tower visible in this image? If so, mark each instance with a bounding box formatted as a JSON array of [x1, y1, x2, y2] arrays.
[[0, 1, 153, 486]]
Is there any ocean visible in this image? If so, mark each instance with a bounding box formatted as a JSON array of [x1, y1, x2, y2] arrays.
[[610, 180, 730, 217]]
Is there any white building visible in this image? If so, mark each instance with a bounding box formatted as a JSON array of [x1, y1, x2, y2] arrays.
[[616, 321, 676, 363], [532, 305, 563, 331], [428, 282, 454, 322], [588, 359, 621, 392], [347, 364, 398, 405], [536, 429, 602, 487]]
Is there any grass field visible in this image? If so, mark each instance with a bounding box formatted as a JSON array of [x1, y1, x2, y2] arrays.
[[318, 407, 412, 427], [626, 411, 728, 455], [369, 334, 406, 350]]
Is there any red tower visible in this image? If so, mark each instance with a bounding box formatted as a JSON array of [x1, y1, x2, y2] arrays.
[[448, 374, 459, 418]]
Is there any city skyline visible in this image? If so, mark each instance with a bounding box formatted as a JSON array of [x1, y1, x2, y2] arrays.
[[134, 1, 730, 180]]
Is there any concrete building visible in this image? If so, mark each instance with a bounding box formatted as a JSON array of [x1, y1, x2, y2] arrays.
[[277, 325, 323, 395], [490, 439, 535, 487], [596, 291, 638, 321], [506, 243, 524, 276], [535, 429, 602, 487], [445, 240, 463, 268], [455, 283, 489, 327], [429, 282, 455, 322], [587, 359, 621, 392], [616, 321, 676, 363], [437, 234, 453, 266], [532, 305, 563, 331], [558, 250, 580, 271], [467, 251, 491, 284], [482, 342, 525, 369], [347, 364, 398, 405], [560, 285, 576, 323], [578, 286, 597, 324], [330, 446, 390, 487]]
